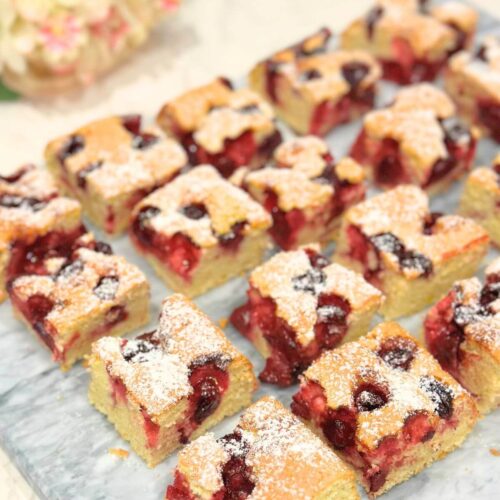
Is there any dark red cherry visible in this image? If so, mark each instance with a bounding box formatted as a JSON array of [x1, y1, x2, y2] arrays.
[[420, 376, 453, 419], [131, 133, 159, 150], [365, 6, 384, 39], [354, 382, 389, 412], [0, 194, 47, 212], [304, 249, 330, 270], [54, 259, 84, 280], [292, 268, 326, 294], [221, 456, 255, 498], [341, 62, 370, 90], [121, 114, 142, 135], [298, 69, 322, 82], [122, 338, 159, 363], [322, 407, 357, 450], [180, 203, 208, 220], [77, 161, 103, 189], [377, 336, 416, 371], [93, 275, 119, 300], [94, 241, 113, 255], [422, 212, 443, 235], [58, 135, 84, 164]]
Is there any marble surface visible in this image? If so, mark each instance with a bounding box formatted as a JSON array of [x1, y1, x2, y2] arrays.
[[0, 0, 499, 499]]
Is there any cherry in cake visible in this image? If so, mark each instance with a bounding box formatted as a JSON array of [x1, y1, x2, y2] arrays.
[[156, 78, 282, 178], [248, 27, 381, 136], [8, 239, 150, 370], [291, 322, 479, 497], [0, 164, 83, 303], [350, 83, 477, 193], [130, 165, 272, 297], [424, 257, 500, 414], [166, 396, 359, 500], [445, 36, 500, 142], [88, 294, 257, 467], [459, 154, 500, 247], [341, 0, 478, 84], [243, 136, 366, 250], [334, 185, 489, 319], [230, 244, 384, 386], [44, 114, 188, 235]]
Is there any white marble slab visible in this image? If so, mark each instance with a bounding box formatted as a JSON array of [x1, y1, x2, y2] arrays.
[[0, 1, 499, 499]]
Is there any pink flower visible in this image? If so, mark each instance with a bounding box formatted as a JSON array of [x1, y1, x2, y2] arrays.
[[90, 6, 130, 50], [38, 14, 84, 54]]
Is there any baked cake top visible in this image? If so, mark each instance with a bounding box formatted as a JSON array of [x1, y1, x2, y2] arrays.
[[303, 322, 473, 449], [11, 246, 148, 336], [45, 115, 187, 199], [134, 165, 272, 248], [93, 294, 245, 416], [344, 185, 489, 277], [0, 164, 82, 245], [156, 78, 276, 153], [449, 36, 500, 100], [249, 245, 383, 346], [177, 397, 355, 499]]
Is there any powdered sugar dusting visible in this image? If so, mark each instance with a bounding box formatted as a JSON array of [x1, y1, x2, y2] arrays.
[[179, 397, 353, 499], [304, 322, 468, 449], [140, 165, 271, 247]]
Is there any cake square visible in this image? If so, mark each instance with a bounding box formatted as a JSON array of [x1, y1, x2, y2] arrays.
[[459, 154, 500, 247], [425, 257, 500, 414], [45, 114, 188, 235], [243, 136, 366, 250], [130, 165, 272, 297], [249, 27, 381, 136], [156, 78, 282, 178], [8, 238, 150, 370], [231, 244, 384, 386], [0, 164, 83, 303], [334, 185, 489, 319], [166, 396, 359, 500], [341, 0, 477, 84], [291, 322, 479, 497], [350, 83, 477, 193], [88, 294, 257, 467], [445, 36, 500, 142]]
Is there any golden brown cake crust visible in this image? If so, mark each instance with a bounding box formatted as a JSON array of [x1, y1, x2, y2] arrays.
[[133, 165, 272, 248], [177, 397, 358, 499], [344, 185, 489, 275], [11, 247, 149, 336], [249, 245, 383, 346], [303, 322, 476, 450], [45, 116, 187, 200], [93, 294, 251, 416], [448, 37, 500, 101], [156, 78, 276, 153], [0, 164, 82, 246], [245, 136, 364, 212]]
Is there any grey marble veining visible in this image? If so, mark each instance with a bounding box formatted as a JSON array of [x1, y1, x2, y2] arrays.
[[1, 5, 500, 499]]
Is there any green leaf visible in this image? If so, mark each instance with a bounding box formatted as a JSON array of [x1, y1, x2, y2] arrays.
[[0, 80, 19, 101]]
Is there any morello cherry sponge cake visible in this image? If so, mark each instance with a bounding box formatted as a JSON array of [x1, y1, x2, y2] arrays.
[[425, 257, 500, 414], [459, 154, 500, 247], [341, 0, 477, 84], [292, 322, 479, 498], [243, 136, 366, 250], [445, 36, 500, 142], [249, 27, 381, 136], [334, 185, 489, 319], [231, 244, 384, 386], [156, 78, 282, 178], [8, 239, 150, 370], [350, 83, 477, 193], [130, 165, 272, 298], [0, 164, 83, 303], [166, 397, 359, 500], [45, 114, 188, 236], [88, 294, 257, 467]]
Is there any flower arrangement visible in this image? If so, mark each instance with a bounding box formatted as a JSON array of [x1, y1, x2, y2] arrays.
[[0, 0, 180, 97]]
